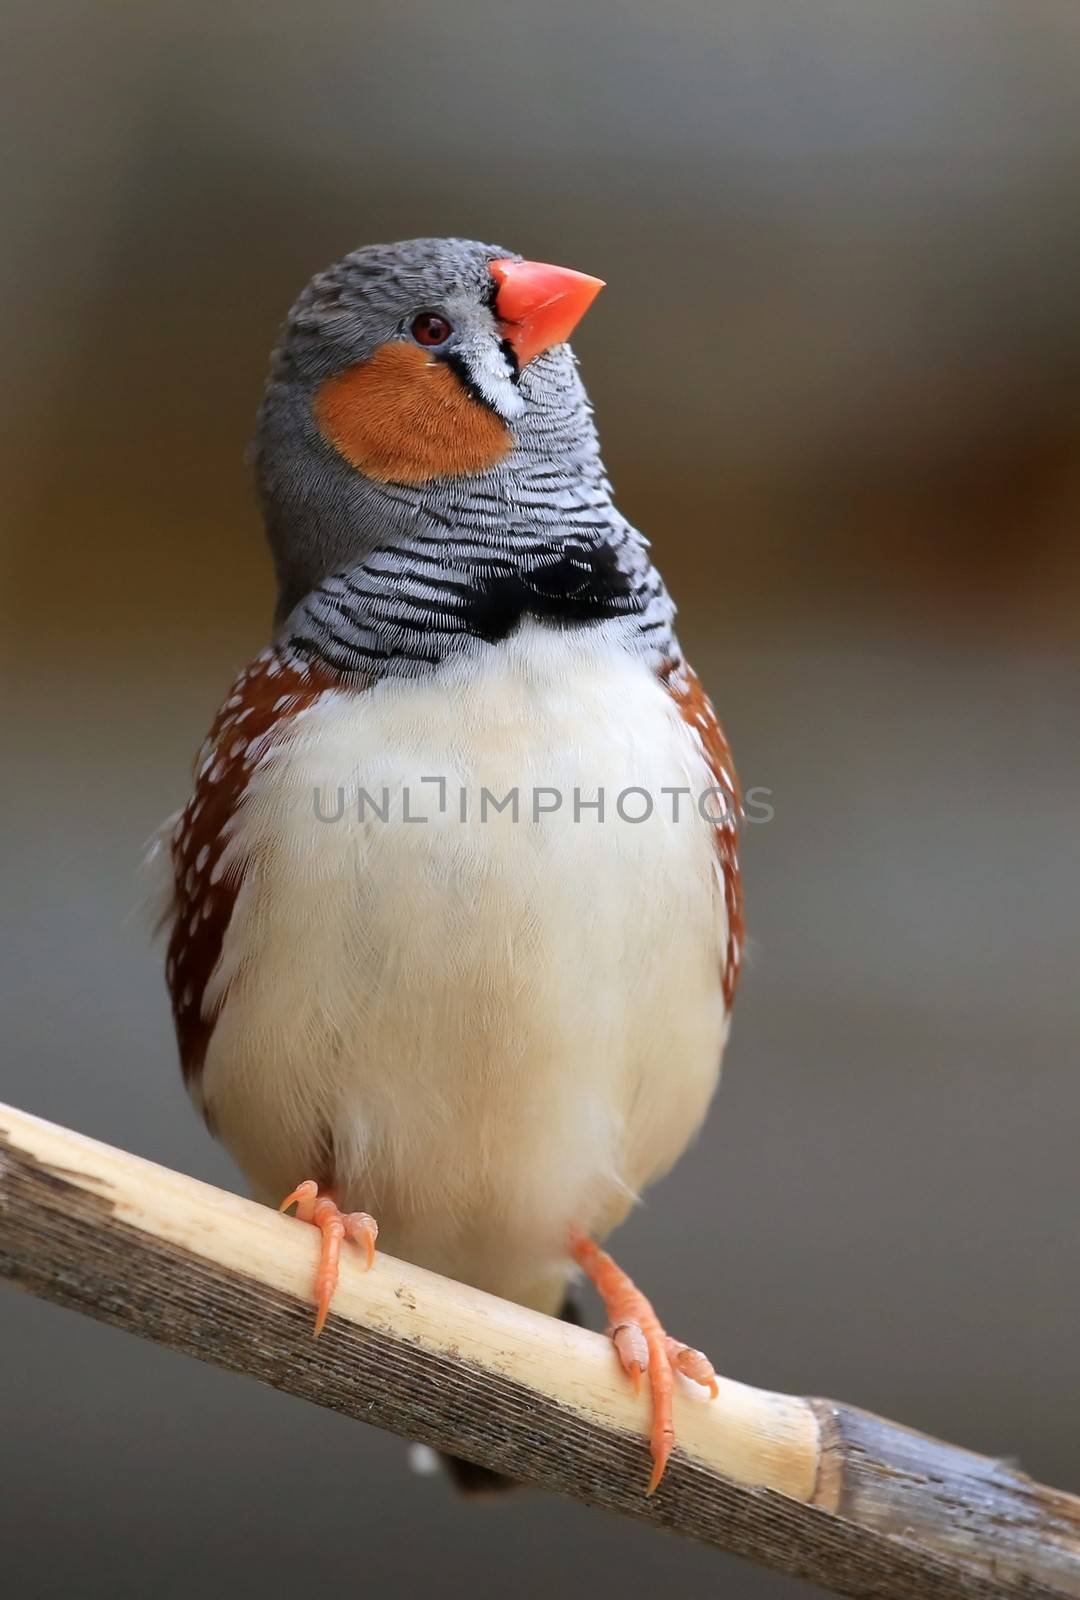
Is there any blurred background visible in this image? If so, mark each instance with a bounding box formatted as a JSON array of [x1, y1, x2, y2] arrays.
[[2, 2, 1078, 1595]]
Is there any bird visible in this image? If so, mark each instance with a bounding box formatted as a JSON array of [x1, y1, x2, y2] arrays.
[[161, 236, 744, 1495]]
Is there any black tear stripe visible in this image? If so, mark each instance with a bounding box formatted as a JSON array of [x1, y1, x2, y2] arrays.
[[441, 351, 493, 411], [440, 345, 520, 413], [498, 337, 520, 383]]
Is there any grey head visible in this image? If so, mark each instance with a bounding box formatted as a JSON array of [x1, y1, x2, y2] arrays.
[[254, 236, 675, 676]]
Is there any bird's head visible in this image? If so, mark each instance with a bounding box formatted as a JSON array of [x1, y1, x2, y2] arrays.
[[255, 237, 606, 618]]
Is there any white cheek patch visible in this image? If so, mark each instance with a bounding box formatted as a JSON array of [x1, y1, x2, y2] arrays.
[[455, 329, 526, 421]]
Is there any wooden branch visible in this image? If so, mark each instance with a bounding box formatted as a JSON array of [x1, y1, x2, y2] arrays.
[[1, 1101, 1077, 1600]]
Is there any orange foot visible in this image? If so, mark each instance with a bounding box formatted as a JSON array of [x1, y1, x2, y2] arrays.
[[569, 1229, 718, 1494], [279, 1180, 378, 1336]]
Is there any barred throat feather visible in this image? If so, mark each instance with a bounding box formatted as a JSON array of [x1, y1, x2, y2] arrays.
[[281, 525, 675, 679], [267, 335, 678, 679]]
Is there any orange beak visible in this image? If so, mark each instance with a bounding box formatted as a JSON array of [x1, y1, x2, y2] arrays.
[[489, 258, 605, 367]]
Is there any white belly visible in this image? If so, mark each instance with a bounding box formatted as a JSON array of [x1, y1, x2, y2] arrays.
[[202, 622, 728, 1311]]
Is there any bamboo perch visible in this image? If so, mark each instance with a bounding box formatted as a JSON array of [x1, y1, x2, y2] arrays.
[[1, 1101, 1077, 1600]]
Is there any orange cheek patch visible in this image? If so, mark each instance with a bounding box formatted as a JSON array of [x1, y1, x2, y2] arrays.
[[313, 340, 512, 484]]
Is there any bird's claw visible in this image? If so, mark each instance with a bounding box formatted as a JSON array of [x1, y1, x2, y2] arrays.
[[610, 1319, 649, 1396], [279, 1180, 378, 1335], [666, 1335, 720, 1399], [570, 1228, 718, 1494]]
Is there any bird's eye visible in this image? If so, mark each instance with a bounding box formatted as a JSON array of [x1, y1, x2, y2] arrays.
[[410, 312, 453, 348]]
